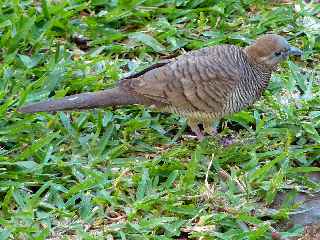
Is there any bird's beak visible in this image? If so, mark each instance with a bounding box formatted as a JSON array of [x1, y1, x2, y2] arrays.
[[288, 46, 302, 56]]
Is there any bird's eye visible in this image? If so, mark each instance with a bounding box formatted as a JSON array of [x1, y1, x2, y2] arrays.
[[274, 51, 282, 56]]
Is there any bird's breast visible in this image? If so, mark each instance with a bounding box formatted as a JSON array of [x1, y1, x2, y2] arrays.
[[224, 68, 271, 114], [159, 105, 222, 121]]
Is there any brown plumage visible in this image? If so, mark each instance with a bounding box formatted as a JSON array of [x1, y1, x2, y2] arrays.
[[18, 34, 302, 139]]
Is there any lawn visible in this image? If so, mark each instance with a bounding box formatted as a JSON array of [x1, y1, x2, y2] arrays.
[[1, 0, 320, 239]]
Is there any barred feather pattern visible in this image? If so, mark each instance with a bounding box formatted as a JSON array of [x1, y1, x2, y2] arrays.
[[19, 34, 299, 139], [122, 45, 272, 124]]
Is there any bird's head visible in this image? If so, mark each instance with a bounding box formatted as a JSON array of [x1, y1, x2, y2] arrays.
[[245, 34, 302, 70]]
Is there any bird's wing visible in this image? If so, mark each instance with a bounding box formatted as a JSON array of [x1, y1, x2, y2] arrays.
[[120, 45, 244, 112], [122, 59, 174, 80]]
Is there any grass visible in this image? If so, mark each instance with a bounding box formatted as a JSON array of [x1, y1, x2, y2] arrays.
[[1, 0, 320, 239]]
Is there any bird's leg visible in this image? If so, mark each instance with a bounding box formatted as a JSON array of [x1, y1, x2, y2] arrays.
[[203, 120, 218, 136], [203, 120, 234, 146], [187, 118, 204, 140]]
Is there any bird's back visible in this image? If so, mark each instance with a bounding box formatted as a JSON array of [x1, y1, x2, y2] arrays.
[[121, 44, 272, 121]]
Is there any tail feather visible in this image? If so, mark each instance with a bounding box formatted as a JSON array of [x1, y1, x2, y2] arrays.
[[18, 87, 142, 113]]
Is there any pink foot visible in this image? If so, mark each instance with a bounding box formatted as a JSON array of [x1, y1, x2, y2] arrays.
[[219, 136, 235, 147], [190, 124, 204, 140]]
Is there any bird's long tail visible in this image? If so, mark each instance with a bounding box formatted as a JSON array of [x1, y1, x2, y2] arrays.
[[18, 87, 142, 113]]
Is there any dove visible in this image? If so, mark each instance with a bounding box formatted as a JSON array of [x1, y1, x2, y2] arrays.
[[19, 34, 302, 139]]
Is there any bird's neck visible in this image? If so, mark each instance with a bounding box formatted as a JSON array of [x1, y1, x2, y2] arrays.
[[242, 46, 273, 90], [244, 46, 275, 72]]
